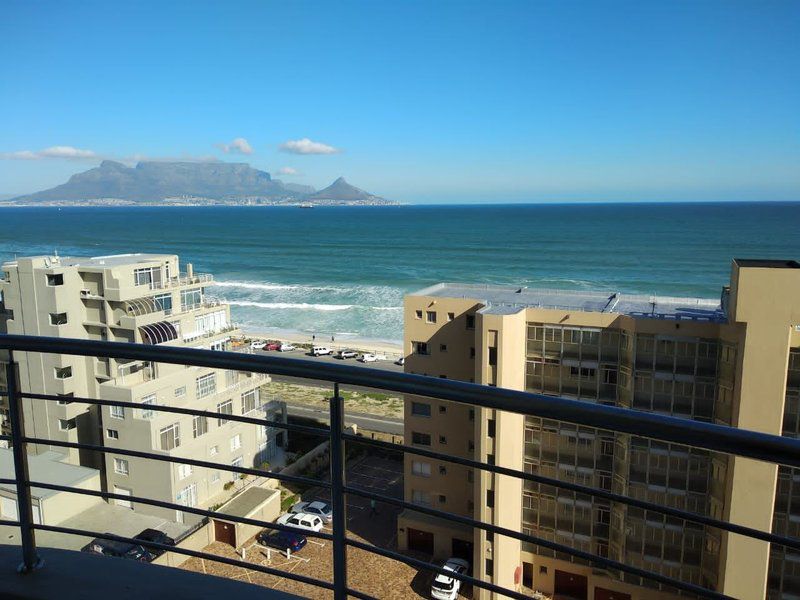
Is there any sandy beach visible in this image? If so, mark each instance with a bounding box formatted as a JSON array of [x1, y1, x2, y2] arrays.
[[239, 326, 403, 358]]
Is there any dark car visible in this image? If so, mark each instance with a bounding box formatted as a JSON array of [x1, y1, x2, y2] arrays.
[[81, 536, 154, 562], [257, 529, 307, 553], [133, 528, 176, 559]]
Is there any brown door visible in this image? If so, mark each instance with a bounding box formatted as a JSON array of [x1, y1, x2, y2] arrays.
[[522, 562, 534, 588], [554, 570, 588, 600], [594, 588, 631, 600], [407, 528, 434, 555], [214, 520, 236, 546]]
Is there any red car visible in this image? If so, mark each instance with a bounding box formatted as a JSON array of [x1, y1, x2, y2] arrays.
[[264, 341, 282, 351]]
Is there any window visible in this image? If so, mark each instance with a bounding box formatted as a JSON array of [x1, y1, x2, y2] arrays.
[[447, 312, 455, 321], [134, 267, 159, 287], [49, 312, 68, 326], [438, 405, 446, 414], [217, 400, 233, 425], [485, 559, 494, 576], [412, 490, 431, 506], [107, 429, 119, 439], [176, 483, 197, 508], [470, 347, 475, 359], [411, 402, 431, 417], [110, 405, 125, 419], [488, 419, 496, 438], [230, 434, 242, 451], [180, 288, 202, 310], [487, 490, 495, 508], [54, 366, 72, 379], [602, 367, 618, 385], [177, 463, 193, 480], [153, 293, 173, 315], [210, 471, 220, 484], [439, 465, 447, 475], [466, 314, 475, 329], [114, 458, 129, 475], [241, 389, 258, 414], [439, 344, 447, 352], [196, 373, 216, 398], [58, 418, 77, 431], [412, 341, 430, 355], [438, 495, 446, 504], [160, 423, 180, 451], [415, 310, 423, 319], [140, 394, 155, 419], [231, 457, 243, 480], [412, 461, 431, 477], [175, 386, 186, 398], [210, 445, 219, 456], [57, 393, 73, 405], [488, 347, 497, 366], [193, 415, 208, 438], [439, 435, 447, 445], [46, 273, 64, 286], [411, 432, 431, 446], [426, 311, 437, 323]]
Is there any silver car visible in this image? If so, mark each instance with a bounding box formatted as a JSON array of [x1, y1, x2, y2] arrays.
[[290, 500, 333, 523]]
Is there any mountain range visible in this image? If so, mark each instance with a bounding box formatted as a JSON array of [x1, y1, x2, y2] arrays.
[[5, 161, 393, 206]]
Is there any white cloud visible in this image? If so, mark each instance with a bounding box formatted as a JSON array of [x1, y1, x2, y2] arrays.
[[276, 166, 299, 176], [216, 137, 253, 155], [279, 138, 340, 155], [0, 145, 97, 160]]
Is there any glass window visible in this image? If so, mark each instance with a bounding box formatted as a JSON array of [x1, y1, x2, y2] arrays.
[[412, 341, 430, 355], [140, 394, 155, 419], [153, 293, 173, 315], [114, 458, 129, 475], [193, 415, 208, 438], [49, 312, 68, 326], [58, 418, 77, 431], [46, 273, 64, 286], [196, 373, 217, 398], [415, 310, 423, 319], [411, 402, 431, 417], [160, 423, 180, 451], [412, 490, 431, 505], [411, 431, 431, 446], [177, 463, 193, 480], [466, 314, 475, 329], [110, 405, 125, 419], [180, 288, 203, 310], [426, 311, 437, 323], [217, 399, 233, 425], [107, 429, 119, 439], [175, 386, 186, 397], [230, 434, 242, 451], [241, 389, 258, 414]]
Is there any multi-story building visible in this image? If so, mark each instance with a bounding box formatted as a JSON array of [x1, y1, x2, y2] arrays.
[[0, 253, 286, 524], [398, 259, 800, 600]]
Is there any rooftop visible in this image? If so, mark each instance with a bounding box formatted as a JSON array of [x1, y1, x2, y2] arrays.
[[0, 450, 97, 500], [2, 253, 173, 270], [413, 282, 726, 322], [216, 486, 279, 520], [733, 258, 800, 269]]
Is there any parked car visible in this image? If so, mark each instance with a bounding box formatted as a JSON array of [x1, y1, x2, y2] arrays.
[[395, 356, 405, 366], [257, 529, 307, 553], [133, 528, 176, 559], [264, 341, 282, 351], [81, 536, 155, 562], [430, 558, 470, 600], [290, 500, 333, 523], [250, 340, 267, 350], [358, 353, 377, 362], [276, 512, 325, 533], [335, 349, 358, 359], [278, 343, 296, 352], [311, 346, 332, 356]]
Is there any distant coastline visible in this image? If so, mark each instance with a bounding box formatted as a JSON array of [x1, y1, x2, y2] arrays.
[[0, 198, 401, 208]]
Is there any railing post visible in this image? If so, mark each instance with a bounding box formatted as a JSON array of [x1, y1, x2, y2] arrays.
[[329, 382, 347, 599], [5, 353, 43, 572]]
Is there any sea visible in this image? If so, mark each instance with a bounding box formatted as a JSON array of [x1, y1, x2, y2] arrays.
[[1, 202, 798, 343]]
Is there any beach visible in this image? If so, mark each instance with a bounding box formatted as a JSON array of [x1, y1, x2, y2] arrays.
[[240, 326, 403, 358]]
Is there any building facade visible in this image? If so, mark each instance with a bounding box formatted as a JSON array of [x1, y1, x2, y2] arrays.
[[398, 259, 800, 600], [0, 254, 286, 524]]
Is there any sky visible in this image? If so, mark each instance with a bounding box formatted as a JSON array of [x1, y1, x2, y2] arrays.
[[1, 0, 798, 203]]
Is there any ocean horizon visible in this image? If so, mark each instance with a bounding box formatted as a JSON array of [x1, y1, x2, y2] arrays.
[[1, 201, 798, 342]]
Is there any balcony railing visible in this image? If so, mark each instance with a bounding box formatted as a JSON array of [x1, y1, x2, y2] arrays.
[[1, 334, 800, 599]]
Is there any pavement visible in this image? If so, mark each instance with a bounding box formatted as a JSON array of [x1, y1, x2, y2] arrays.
[[286, 403, 404, 436]]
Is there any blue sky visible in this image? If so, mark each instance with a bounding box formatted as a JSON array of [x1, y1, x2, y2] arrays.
[[1, 0, 798, 203]]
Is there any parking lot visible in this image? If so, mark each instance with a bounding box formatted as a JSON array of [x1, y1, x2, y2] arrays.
[[180, 455, 470, 598]]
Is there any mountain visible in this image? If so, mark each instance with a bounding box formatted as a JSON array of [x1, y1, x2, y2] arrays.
[[304, 177, 388, 203], [6, 161, 393, 205]]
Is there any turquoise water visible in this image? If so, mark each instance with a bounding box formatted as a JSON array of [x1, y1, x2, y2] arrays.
[[1, 203, 798, 342]]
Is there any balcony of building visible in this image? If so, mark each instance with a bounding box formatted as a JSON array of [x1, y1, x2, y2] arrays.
[[1, 333, 800, 600]]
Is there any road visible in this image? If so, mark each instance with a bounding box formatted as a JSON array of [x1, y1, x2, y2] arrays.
[[286, 403, 404, 436]]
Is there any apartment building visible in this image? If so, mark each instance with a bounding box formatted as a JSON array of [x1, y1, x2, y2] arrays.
[[398, 259, 800, 600], [0, 253, 286, 524]]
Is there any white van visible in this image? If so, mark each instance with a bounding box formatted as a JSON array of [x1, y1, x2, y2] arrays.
[[311, 346, 332, 356]]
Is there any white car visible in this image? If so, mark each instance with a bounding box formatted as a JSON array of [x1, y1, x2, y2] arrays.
[[290, 500, 333, 523], [311, 346, 332, 356], [277, 512, 325, 533], [250, 340, 267, 350], [395, 357, 405, 366], [431, 558, 470, 600], [358, 353, 377, 363], [278, 343, 296, 352]]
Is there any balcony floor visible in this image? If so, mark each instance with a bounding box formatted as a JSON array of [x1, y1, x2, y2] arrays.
[[0, 544, 301, 600]]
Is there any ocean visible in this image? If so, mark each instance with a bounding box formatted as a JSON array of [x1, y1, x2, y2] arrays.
[[1, 202, 798, 343]]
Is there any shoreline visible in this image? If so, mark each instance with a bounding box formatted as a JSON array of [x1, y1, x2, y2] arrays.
[[239, 325, 403, 357]]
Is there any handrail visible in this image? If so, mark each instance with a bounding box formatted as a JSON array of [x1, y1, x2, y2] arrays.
[[0, 333, 796, 599]]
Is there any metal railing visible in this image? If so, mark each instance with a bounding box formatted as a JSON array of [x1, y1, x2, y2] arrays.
[[0, 334, 799, 599]]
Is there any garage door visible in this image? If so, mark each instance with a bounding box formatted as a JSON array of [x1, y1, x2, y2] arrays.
[[554, 570, 588, 600], [114, 486, 133, 509], [407, 528, 434, 555], [595, 588, 631, 600]]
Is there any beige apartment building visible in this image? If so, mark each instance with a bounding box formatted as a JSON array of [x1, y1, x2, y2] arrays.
[[0, 253, 286, 525], [398, 259, 800, 600]]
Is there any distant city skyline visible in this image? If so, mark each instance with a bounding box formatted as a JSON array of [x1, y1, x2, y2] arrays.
[[1, 0, 798, 203]]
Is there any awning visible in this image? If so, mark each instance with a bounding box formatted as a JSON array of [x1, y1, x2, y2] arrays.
[[139, 321, 178, 345], [124, 297, 159, 316]]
